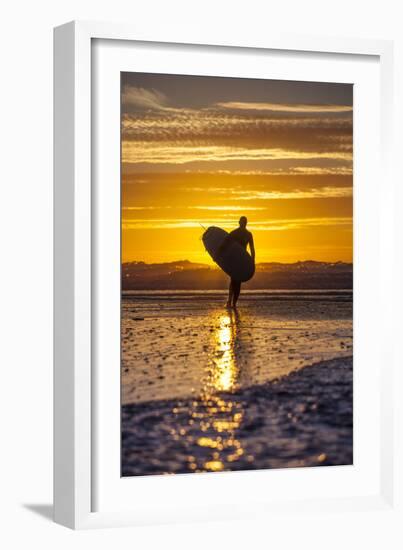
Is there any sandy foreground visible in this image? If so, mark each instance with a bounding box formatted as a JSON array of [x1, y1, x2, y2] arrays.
[[121, 290, 353, 475]]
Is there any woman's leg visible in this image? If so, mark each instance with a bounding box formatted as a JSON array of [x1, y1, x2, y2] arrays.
[[232, 281, 242, 308], [226, 279, 234, 307]]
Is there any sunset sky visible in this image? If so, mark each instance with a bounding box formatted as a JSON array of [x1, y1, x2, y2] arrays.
[[121, 73, 353, 264]]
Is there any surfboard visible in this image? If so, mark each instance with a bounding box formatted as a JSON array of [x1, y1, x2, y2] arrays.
[[202, 226, 255, 282]]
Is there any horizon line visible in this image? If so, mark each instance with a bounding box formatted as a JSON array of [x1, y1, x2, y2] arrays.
[[122, 259, 353, 266]]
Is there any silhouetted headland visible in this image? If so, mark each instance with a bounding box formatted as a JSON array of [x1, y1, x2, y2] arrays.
[[122, 260, 353, 290]]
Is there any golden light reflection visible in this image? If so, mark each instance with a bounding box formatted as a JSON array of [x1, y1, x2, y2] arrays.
[[170, 310, 254, 473], [204, 460, 224, 472], [211, 314, 238, 392]]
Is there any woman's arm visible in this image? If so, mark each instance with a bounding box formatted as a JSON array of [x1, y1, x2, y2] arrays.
[[249, 233, 255, 262]]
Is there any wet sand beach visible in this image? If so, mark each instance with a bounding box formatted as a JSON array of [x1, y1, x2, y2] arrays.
[[121, 290, 353, 476]]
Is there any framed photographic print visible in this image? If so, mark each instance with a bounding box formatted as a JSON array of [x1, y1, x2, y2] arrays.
[[54, 21, 397, 529]]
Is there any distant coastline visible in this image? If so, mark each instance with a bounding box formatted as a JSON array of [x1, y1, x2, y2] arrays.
[[122, 260, 353, 291]]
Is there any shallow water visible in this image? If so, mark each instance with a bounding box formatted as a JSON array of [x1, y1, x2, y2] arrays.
[[121, 290, 352, 404], [121, 290, 353, 476]]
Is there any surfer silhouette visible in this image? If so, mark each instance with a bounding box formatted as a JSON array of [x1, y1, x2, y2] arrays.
[[218, 216, 255, 308]]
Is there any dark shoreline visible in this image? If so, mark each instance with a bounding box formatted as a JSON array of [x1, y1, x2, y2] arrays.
[[122, 356, 353, 477], [122, 289, 352, 303]]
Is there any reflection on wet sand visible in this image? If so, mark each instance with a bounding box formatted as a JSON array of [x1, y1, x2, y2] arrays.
[[121, 292, 353, 476], [171, 310, 253, 473], [210, 311, 239, 393], [121, 293, 353, 405]]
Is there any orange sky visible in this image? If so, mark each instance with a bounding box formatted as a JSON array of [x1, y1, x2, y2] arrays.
[[121, 73, 353, 264]]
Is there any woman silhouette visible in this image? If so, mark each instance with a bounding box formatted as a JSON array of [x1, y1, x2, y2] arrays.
[[218, 216, 255, 308]]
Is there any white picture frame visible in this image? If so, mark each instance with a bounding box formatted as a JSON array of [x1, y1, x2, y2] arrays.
[[54, 20, 397, 530]]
